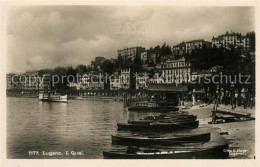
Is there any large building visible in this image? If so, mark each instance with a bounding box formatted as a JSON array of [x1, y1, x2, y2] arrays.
[[150, 52, 160, 64], [149, 73, 164, 84], [212, 31, 254, 51], [81, 73, 105, 90], [160, 57, 191, 84], [136, 73, 149, 90], [6, 72, 52, 91], [117, 46, 146, 62], [172, 42, 186, 56], [110, 73, 121, 90], [140, 50, 151, 63], [120, 67, 131, 89], [19, 71, 40, 90], [160, 54, 174, 63], [41, 73, 51, 90], [172, 40, 211, 55], [185, 39, 211, 54], [6, 73, 20, 90]]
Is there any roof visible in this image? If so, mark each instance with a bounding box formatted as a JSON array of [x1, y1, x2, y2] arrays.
[[117, 46, 145, 52], [173, 42, 186, 48], [212, 32, 243, 40], [164, 57, 186, 63], [186, 39, 205, 43], [148, 84, 188, 92]]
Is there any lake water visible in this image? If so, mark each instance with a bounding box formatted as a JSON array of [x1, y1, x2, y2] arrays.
[[6, 97, 158, 159]]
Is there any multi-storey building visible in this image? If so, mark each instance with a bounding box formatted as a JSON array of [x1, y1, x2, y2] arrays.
[[160, 54, 174, 63], [117, 46, 146, 62], [78, 73, 105, 90], [172, 42, 186, 56], [140, 50, 150, 63], [120, 67, 131, 89], [149, 73, 164, 84], [41, 73, 51, 90], [18, 71, 40, 90], [185, 39, 211, 54], [136, 74, 149, 90], [6, 72, 52, 91], [110, 74, 121, 90], [160, 57, 191, 84], [212, 32, 253, 51], [150, 52, 160, 64], [6, 73, 20, 89], [172, 40, 211, 55]]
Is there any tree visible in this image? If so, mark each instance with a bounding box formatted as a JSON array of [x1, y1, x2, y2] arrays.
[[76, 64, 88, 75], [100, 60, 114, 74]]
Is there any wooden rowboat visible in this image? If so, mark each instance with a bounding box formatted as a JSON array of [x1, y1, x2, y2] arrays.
[[117, 120, 199, 132], [111, 132, 211, 146], [128, 116, 197, 125], [103, 141, 229, 159]]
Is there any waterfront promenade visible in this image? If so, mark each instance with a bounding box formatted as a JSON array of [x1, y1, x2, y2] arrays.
[[184, 104, 255, 159]]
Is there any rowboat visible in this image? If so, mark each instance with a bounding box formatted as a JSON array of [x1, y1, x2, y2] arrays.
[[128, 106, 179, 112], [103, 141, 229, 159], [143, 113, 195, 121], [128, 116, 197, 125], [117, 120, 199, 132], [111, 132, 211, 146]]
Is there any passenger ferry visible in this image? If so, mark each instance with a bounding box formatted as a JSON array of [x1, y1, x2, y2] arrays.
[[39, 91, 68, 103]]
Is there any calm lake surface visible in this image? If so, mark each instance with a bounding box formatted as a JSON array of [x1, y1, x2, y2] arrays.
[[6, 97, 158, 159]]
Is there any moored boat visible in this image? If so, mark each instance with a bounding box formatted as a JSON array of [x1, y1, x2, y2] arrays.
[[128, 116, 197, 125], [127, 101, 179, 112], [117, 120, 199, 132], [142, 113, 195, 121], [111, 132, 211, 146], [103, 141, 229, 159], [39, 92, 68, 103]]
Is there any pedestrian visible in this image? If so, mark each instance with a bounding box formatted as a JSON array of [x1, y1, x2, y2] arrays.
[[243, 97, 247, 109], [234, 96, 237, 108], [211, 95, 218, 124], [250, 96, 253, 109]]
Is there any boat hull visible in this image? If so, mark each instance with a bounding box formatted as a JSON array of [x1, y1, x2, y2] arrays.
[[129, 115, 197, 125], [111, 132, 211, 146], [39, 94, 68, 103], [117, 121, 199, 132], [103, 144, 229, 159], [128, 106, 179, 112]]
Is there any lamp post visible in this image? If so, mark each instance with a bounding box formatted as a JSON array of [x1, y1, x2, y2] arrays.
[[231, 82, 234, 109]]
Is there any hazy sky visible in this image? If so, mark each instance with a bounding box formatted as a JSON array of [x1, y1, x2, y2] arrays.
[[7, 6, 255, 73]]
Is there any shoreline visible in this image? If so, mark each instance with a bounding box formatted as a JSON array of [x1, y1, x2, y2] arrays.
[[185, 104, 255, 159]]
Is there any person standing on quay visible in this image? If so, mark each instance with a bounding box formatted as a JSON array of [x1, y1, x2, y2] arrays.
[[234, 96, 237, 108]]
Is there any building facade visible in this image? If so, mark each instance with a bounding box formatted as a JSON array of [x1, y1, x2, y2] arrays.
[[120, 67, 131, 89], [140, 51, 150, 63], [136, 74, 149, 90], [6, 73, 20, 90], [185, 39, 211, 54], [110, 74, 121, 90], [117, 47, 146, 62], [212, 32, 253, 51], [160, 57, 191, 84], [172, 42, 186, 56]]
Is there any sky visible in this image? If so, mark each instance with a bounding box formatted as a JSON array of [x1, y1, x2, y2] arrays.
[[7, 6, 255, 73]]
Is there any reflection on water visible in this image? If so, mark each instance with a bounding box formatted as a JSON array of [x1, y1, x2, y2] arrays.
[[7, 97, 160, 159]]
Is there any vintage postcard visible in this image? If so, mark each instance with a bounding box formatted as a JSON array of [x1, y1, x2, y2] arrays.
[[0, 0, 259, 167]]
